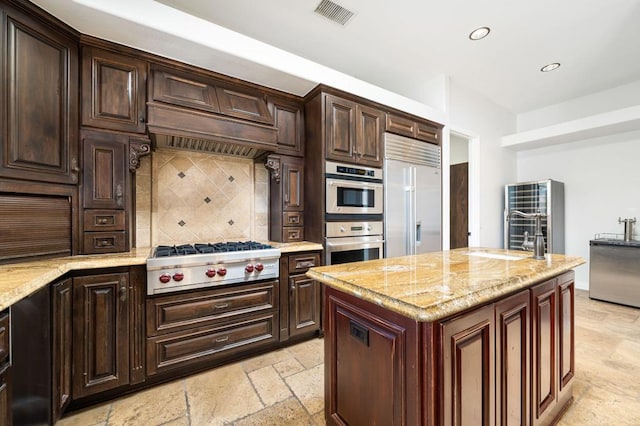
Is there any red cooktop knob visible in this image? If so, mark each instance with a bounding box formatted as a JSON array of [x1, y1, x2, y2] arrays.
[[159, 273, 171, 283], [206, 268, 216, 278], [173, 272, 184, 281], [245, 264, 254, 273], [255, 263, 264, 272], [217, 267, 227, 276]]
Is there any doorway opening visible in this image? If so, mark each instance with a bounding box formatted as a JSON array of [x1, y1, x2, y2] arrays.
[[449, 132, 472, 249]]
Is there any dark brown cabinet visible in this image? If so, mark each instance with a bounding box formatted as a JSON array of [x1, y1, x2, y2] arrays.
[[0, 2, 79, 185], [385, 113, 441, 145], [81, 46, 147, 133], [279, 251, 322, 341], [52, 278, 72, 422], [325, 94, 383, 167], [72, 271, 130, 398], [270, 96, 304, 157], [80, 129, 129, 253], [267, 155, 305, 242], [0, 309, 9, 426], [441, 304, 495, 426]]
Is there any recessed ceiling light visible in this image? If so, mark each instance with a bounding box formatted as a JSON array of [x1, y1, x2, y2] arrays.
[[469, 27, 490, 40], [541, 62, 561, 72]]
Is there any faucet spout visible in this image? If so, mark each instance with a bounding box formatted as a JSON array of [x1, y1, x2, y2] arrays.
[[507, 210, 547, 260]]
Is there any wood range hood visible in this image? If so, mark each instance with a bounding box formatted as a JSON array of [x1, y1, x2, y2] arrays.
[[146, 67, 279, 160]]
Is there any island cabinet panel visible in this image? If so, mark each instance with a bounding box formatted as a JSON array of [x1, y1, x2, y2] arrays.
[[558, 274, 575, 397], [531, 278, 557, 425], [0, 3, 79, 185], [440, 304, 495, 426], [495, 290, 530, 426], [72, 272, 130, 399], [52, 278, 73, 422], [324, 287, 422, 426]]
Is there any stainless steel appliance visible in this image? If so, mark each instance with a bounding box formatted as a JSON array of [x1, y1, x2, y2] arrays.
[[504, 179, 564, 253], [383, 133, 441, 258], [325, 221, 384, 265], [589, 234, 640, 308], [325, 161, 383, 215], [146, 241, 280, 295]]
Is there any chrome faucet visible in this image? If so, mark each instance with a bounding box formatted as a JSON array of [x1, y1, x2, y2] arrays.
[[507, 210, 547, 260]]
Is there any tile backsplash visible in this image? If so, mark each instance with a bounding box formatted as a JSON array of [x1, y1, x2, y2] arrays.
[[135, 149, 268, 247]]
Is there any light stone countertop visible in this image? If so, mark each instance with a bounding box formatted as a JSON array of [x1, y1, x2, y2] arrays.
[[306, 247, 585, 322], [0, 241, 324, 311]]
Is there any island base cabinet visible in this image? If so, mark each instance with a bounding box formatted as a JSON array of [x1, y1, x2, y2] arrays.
[[324, 287, 423, 426]]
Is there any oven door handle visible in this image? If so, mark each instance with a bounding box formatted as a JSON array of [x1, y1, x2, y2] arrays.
[[326, 239, 384, 249]]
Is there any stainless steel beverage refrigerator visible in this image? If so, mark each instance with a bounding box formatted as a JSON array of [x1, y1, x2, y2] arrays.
[[504, 179, 565, 254], [384, 133, 442, 258]]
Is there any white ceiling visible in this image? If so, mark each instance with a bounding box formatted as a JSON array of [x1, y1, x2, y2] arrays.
[[34, 0, 640, 114]]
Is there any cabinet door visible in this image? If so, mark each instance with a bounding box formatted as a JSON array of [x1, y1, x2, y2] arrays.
[[441, 304, 495, 426], [52, 278, 72, 421], [81, 46, 147, 133], [271, 97, 304, 157], [531, 278, 557, 425], [215, 84, 273, 124], [0, 6, 79, 184], [82, 130, 128, 210], [355, 104, 383, 167], [0, 366, 9, 426], [282, 156, 304, 211], [495, 290, 530, 426], [289, 275, 321, 338], [73, 272, 129, 399], [558, 274, 575, 397], [325, 94, 356, 163]]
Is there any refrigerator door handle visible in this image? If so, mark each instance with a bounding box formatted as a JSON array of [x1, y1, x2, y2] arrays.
[[416, 221, 422, 245], [411, 166, 417, 254]]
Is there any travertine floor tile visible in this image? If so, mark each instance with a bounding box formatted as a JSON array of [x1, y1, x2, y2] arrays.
[[241, 348, 292, 373], [287, 338, 324, 369], [248, 365, 292, 406], [107, 380, 186, 426], [273, 357, 306, 378], [285, 364, 324, 415], [184, 363, 264, 425], [57, 404, 110, 426], [232, 397, 314, 426]]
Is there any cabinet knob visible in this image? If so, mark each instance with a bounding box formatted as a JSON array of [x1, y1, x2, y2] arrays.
[[119, 279, 127, 302]]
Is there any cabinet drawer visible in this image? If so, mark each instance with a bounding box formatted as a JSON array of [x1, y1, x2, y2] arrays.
[[282, 227, 304, 242], [146, 313, 278, 376], [0, 312, 8, 366], [83, 210, 125, 231], [283, 212, 304, 226], [288, 252, 321, 274], [147, 281, 278, 335], [385, 113, 415, 138], [82, 231, 126, 253], [415, 122, 439, 144]]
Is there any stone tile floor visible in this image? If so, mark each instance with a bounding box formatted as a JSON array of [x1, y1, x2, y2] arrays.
[[59, 289, 640, 425]]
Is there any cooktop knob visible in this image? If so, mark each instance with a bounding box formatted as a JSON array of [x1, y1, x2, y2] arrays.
[[206, 268, 216, 278], [245, 264, 254, 273], [217, 267, 227, 276], [255, 263, 264, 272], [173, 272, 184, 281], [159, 273, 171, 283]]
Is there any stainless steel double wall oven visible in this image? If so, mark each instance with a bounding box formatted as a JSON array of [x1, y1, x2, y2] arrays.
[[324, 161, 384, 265]]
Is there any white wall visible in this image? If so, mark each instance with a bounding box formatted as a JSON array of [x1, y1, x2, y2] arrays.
[[450, 134, 469, 165], [516, 130, 640, 290], [449, 82, 518, 248]]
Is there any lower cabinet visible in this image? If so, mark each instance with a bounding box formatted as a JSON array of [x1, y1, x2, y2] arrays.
[[52, 278, 72, 422], [145, 280, 279, 376], [279, 250, 322, 341], [0, 309, 10, 426]]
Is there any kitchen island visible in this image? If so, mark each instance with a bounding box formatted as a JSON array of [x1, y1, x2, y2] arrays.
[[307, 248, 585, 426]]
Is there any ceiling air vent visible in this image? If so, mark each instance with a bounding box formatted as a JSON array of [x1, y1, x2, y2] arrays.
[[314, 0, 356, 26]]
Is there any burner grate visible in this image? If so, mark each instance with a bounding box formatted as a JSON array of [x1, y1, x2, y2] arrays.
[[154, 241, 273, 257]]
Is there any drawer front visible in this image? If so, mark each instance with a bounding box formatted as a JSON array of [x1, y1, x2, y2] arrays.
[[146, 313, 278, 376], [283, 212, 304, 227], [83, 210, 126, 231], [288, 252, 321, 274], [0, 312, 8, 365], [147, 281, 277, 335], [83, 232, 127, 253], [282, 227, 304, 242], [415, 122, 439, 144], [385, 114, 415, 138]]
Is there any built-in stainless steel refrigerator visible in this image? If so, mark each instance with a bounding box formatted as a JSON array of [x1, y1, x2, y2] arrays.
[[384, 133, 441, 257], [504, 179, 565, 253]]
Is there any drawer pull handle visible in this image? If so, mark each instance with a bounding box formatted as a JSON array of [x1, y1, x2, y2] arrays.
[[214, 303, 230, 309], [296, 260, 316, 269], [288, 216, 299, 223], [215, 336, 229, 343]]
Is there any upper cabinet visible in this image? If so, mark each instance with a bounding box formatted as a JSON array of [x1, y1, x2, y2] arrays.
[[0, 2, 79, 185], [325, 94, 383, 167], [385, 113, 440, 145], [270, 96, 304, 157], [81, 46, 147, 133]]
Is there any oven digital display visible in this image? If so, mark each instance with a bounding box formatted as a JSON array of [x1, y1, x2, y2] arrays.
[[336, 165, 375, 177], [350, 226, 363, 231], [337, 187, 375, 208]]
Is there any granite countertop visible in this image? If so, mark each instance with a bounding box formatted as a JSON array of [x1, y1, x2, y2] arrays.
[[306, 247, 585, 322], [0, 241, 324, 311]]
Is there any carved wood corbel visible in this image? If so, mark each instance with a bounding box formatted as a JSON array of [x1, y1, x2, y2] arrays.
[[129, 138, 151, 172], [264, 155, 281, 183]]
